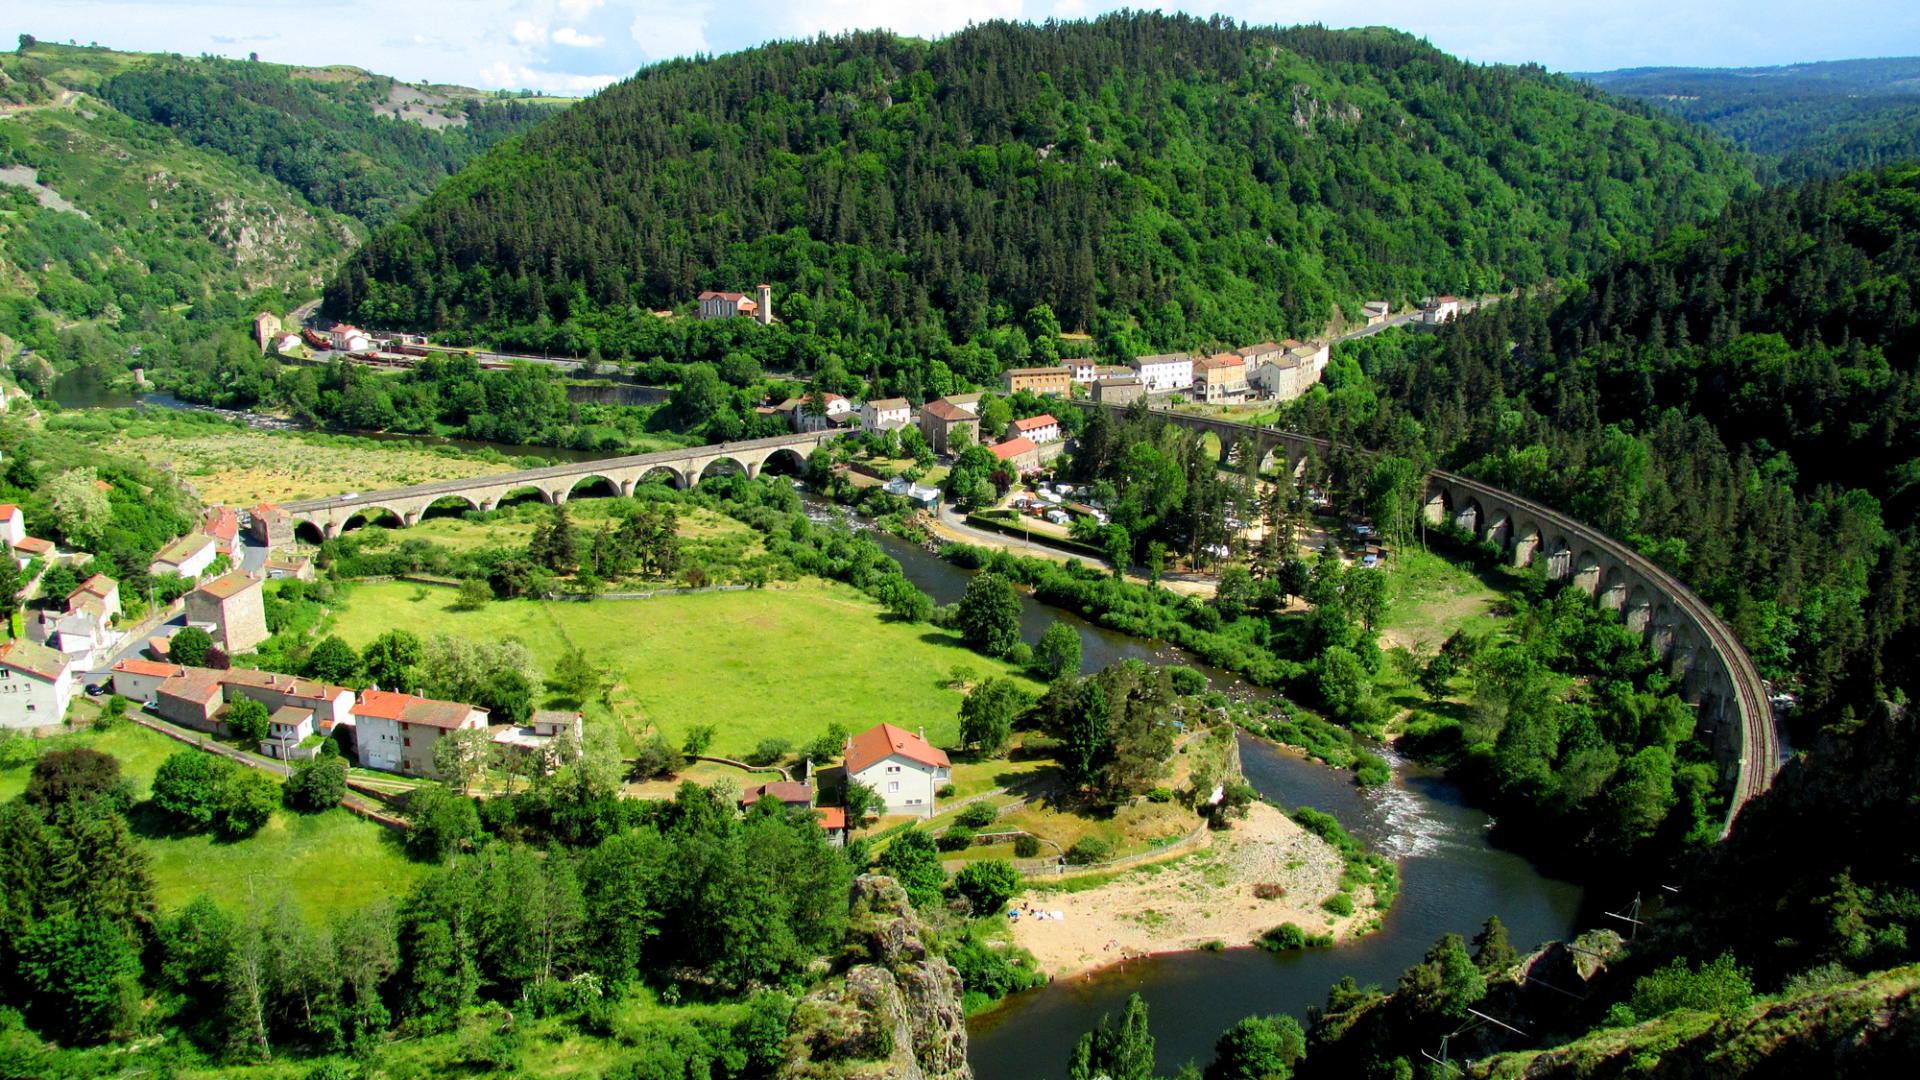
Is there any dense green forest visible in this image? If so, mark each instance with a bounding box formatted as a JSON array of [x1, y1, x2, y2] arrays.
[[99, 56, 558, 227], [1582, 57, 1920, 181], [327, 13, 1749, 397], [1287, 164, 1920, 718]]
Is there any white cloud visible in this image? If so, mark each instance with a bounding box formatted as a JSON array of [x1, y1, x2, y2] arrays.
[[630, 2, 714, 60], [552, 26, 605, 47], [558, 0, 607, 15], [511, 20, 546, 45], [479, 57, 622, 93]]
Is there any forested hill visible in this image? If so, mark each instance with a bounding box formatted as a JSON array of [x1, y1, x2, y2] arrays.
[[327, 14, 1750, 382], [1581, 58, 1920, 181], [7, 40, 564, 229]]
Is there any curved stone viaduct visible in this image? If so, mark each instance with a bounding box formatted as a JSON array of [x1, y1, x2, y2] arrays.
[[281, 429, 840, 539], [1091, 402, 1782, 836]]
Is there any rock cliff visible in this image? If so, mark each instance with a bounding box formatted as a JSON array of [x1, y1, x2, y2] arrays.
[[779, 875, 971, 1080]]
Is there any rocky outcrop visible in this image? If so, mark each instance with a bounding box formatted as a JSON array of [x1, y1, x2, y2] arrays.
[[780, 875, 971, 1080]]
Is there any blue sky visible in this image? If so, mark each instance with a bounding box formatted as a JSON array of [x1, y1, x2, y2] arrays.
[[13, 1, 1920, 95]]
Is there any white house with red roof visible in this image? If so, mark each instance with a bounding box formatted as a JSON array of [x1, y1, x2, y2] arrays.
[[352, 688, 489, 778], [697, 285, 774, 325], [844, 722, 951, 818], [0, 504, 56, 570], [1006, 413, 1061, 444]]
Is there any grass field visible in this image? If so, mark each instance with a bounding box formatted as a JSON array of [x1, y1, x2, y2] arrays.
[[326, 579, 1042, 759], [1380, 548, 1515, 653], [362, 500, 755, 554], [0, 723, 424, 912]]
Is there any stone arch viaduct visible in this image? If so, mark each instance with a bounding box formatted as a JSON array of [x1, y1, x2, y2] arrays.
[[280, 429, 839, 540], [1090, 402, 1782, 835]]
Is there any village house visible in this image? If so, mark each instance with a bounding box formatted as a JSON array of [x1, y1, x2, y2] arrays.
[[859, 397, 914, 432], [1007, 413, 1062, 444], [999, 365, 1073, 397], [217, 667, 356, 730], [1236, 341, 1286, 378], [273, 332, 304, 355], [31, 573, 123, 664], [697, 285, 774, 325], [262, 705, 319, 761], [1092, 376, 1145, 405], [1, 504, 55, 570], [328, 324, 372, 353], [0, 638, 78, 729], [814, 806, 848, 846], [941, 391, 983, 414], [918, 397, 981, 456], [1193, 353, 1252, 404], [989, 436, 1043, 475], [844, 722, 951, 818], [107, 658, 185, 705], [1066, 358, 1102, 383], [490, 709, 584, 773], [149, 532, 218, 580], [264, 552, 316, 581], [740, 779, 814, 811], [352, 689, 489, 778], [1421, 296, 1462, 324], [201, 507, 241, 556], [248, 504, 293, 549], [252, 312, 283, 353], [184, 570, 269, 655], [1130, 352, 1194, 393], [777, 391, 852, 433], [1362, 300, 1392, 326], [69, 573, 121, 622]]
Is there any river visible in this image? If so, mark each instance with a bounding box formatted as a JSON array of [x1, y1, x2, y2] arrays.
[[57, 381, 1586, 1074]]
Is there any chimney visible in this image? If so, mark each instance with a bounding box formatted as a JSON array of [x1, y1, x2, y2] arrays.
[[918, 724, 925, 741], [756, 284, 773, 326]]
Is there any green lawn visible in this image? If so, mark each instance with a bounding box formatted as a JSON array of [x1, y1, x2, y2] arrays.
[[327, 579, 1042, 759], [1, 723, 424, 912]]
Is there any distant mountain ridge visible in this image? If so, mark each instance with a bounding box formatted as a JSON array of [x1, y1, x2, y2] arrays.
[[1581, 56, 1920, 179]]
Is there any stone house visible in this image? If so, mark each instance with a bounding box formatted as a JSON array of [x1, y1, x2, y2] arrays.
[[999, 365, 1073, 397], [1092, 376, 1145, 405], [1193, 354, 1251, 403], [918, 397, 981, 456], [989, 436, 1042, 475], [185, 570, 269, 656], [248, 504, 294, 549]]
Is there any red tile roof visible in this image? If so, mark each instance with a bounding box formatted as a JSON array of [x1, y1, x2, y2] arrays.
[[113, 658, 185, 678], [0, 504, 17, 521], [193, 569, 261, 601], [921, 399, 975, 423], [742, 780, 814, 806], [12, 537, 54, 556], [1011, 414, 1058, 432], [845, 722, 950, 776], [990, 436, 1039, 461], [201, 507, 239, 542], [816, 806, 847, 831], [74, 573, 116, 597], [353, 688, 483, 729]]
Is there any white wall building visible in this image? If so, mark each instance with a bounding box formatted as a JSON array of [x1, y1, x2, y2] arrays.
[[1130, 352, 1194, 393], [352, 689, 489, 778], [844, 722, 951, 818], [0, 639, 77, 729], [859, 397, 914, 432]]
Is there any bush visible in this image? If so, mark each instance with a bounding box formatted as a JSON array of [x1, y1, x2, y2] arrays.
[[1321, 893, 1355, 917], [951, 860, 1022, 915], [151, 751, 231, 830], [285, 757, 348, 812], [746, 738, 791, 767], [1260, 923, 1307, 951], [1352, 751, 1391, 787], [225, 698, 272, 743], [1252, 882, 1286, 900], [1065, 838, 1110, 865], [956, 802, 997, 829], [631, 734, 685, 780], [1145, 786, 1174, 803], [1166, 666, 1207, 695], [214, 769, 279, 838], [1013, 834, 1041, 858], [937, 783, 957, 798], [938, 825, 976, 852], [405, 784, 481, 861]]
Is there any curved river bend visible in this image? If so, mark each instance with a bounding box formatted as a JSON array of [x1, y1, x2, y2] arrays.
[[57, 387, 1583, 1077]]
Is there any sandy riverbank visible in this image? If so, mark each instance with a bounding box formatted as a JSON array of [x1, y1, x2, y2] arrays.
[[1007, 801, 1367, 979]]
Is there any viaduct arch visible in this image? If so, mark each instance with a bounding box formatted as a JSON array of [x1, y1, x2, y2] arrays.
[[1085, 402, 1781, 836], [280, 429, 840, 539]]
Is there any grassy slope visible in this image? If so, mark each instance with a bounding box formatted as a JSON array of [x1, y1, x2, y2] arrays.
[[0, 723, 422, 913], [326, 579, 1043, 760]]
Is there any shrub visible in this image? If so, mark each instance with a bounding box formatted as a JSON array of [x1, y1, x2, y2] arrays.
[[285, 757, 348, 812], [1145, 786, 1174, 803], [937, 783, 957, 798], [956, 802, 997, 829], [937, 825, 976, 852], [746, 738, 791, 767], [1352, 751, 1391, 787], [1322, 893, 1355, 917], [631, 734, 685, 780], [951, 860, 1022, 915], [225, 698, 272, 743], [1252, 882, 1287, 900], [1260, 923, 1307, 951], [1013, 834, 1041, 858], [1166, 665, 1207, 695], [214, 769, 279, 838], [151, 751, 231, 830], [1065, 838, 1110, 865]]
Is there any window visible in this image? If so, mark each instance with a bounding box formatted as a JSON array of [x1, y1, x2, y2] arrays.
[[888, 781, 900, 793], [403, 737, 411, 748], [886, 764, 901, 773]]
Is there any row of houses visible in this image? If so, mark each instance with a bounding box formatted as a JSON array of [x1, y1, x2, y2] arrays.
[[998, 338, 1333, 406], [110, 658, 582, 775]]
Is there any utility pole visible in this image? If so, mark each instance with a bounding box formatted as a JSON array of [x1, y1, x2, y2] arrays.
[[1605, 892, 1645, 941]]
